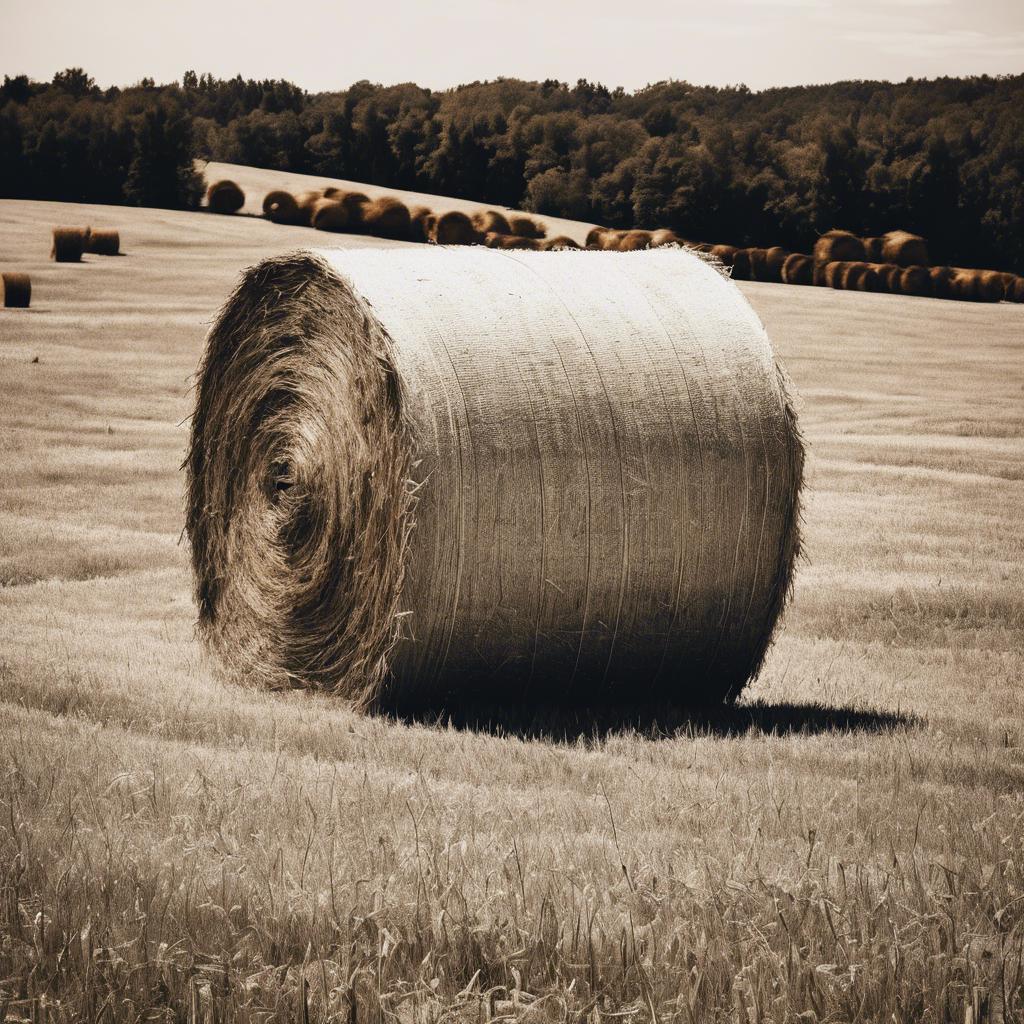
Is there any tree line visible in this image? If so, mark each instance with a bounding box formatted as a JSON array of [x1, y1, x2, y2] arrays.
[[2, 68, 1022, 272]]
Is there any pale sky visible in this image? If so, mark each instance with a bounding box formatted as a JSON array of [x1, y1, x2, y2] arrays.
[[2, 0, 1022, 93]]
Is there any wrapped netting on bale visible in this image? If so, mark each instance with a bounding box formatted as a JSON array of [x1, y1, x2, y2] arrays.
[[186, 247, 804, 713]]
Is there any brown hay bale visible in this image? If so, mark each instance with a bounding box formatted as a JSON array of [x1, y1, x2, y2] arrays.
[[847, 262, 882, 292], [990, 271, 1017, 301], [898, 265, 931, 298], [186, 247, 804, 710], [2, 272, 31, 308], [485, 232, 542, 250], [823, 261, 847, 288], [408, 206, 434, 243], [862, 236, 884, 261], [710, 244, 738, 266], [929, 266, 954, 300], [599, 230, 629, 251], [747, 248, 771, 282], [651, 229, 682, 248], [876, 263, 903, 294], [949, 268, 1003, 303], [781, 253, 813, 286], [207, 179, 245, 215], [508, 214, 546, 239], [761, 246, 788, 283], [322, 187, 343, 199], [362, 196, 412, 240], [1007, 276, 1024, 303], [813, 230, 866, 267], [881, 230, 929, 268], [472, 210, 512, 236], [51, 226, 90, 263], [310, 199, 350, 233], [293, 190, 325, 228], [85, 229, 120, 255], [730, 249, 753, 281], [434, 210, 479, 246], [976, 270, 1007, 303], [542, 235, 581, 251], [619, 230, 654, 252], [263, 190, 300, 225]]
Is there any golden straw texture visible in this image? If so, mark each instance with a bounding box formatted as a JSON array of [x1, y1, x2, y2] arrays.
[[187, 247, 803, 712]]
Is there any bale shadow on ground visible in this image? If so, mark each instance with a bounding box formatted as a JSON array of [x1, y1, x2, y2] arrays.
[[383, 699, 921, 744]]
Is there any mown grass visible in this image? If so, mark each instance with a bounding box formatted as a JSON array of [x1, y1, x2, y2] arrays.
[[1, 195, 1023, 1021]]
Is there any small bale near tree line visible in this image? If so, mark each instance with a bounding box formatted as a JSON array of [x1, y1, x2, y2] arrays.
[[433, 210, 478, 245], [311, 199, 350, 233], [730, 249, 752, 281], [51, 227, 90, 262], [85, 229, 120, 255], [619, 230, 654, 251], [408, 207, 435, 243], [781, 253, 813, 286], [508, 214, 546, 239], [763, 246, 789, 283], [929, 266, 954, 300], [362, 197, 412, 239], [814, 230, 866, 268], [186, 246, 803, 711], [206, 180, 245, 215], [263, 190, 300, 225], [862, 237, 884, 261], [651, 229, 682, 247], [472, 210, 512, 236], [2, 272, 31, 308], [710, 244, 737, 266], [881, 230, 929, 267], [293, 191, 324, 227], [899, 265, 932, 298]]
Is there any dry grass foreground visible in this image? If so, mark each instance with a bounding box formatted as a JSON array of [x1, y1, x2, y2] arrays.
[[1, 192, 1023, 1022]]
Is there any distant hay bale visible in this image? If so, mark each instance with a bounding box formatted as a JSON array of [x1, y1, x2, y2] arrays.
[[862, 236, 884, 261], [929, 266, 954, 300], [585, 227, 616, 249], [877, 263, 903, 293], [434, 210, 479, 246], [781, 253, 813, 286], [311, 199, 350, 233], [322, 187, 343, 199], [619, 230, 654, 252], [949, 268, 1002, 303], [1007, 276, 1024, 303], [651, 229, 682, 248], [730, 249, 752, 281], [408, 206, 435, 243], [86, 229, 120, 255], [976, 270, 1007, 303], [598, 230, 628, 251], [991, 271, 1017, 300], [898, 265, 931, 298], [763, 247, 789, 283], [51, 226, 90, 263], [508, 214, 546, 239], [293, 191, 324, 228], [2, 272, 31, 308], [186, 246, 804, 711], [207, 180, 245, 215], [823, 261, 847, 288], [263, 190, 300, 225], [846, 262, 881, 292], [485, 232, 542, 250], [747, 248, 770, 281], [710, 244, 738, 266], [881, 230, 929, 268], [814, 230, 865, 267], [542, 235, 581, 251], [472, 210, 513, 236], [362, 196, 412, 239]]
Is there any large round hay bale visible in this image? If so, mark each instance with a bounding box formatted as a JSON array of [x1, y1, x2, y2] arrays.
[[207, 180, 245, 215], [651, 229, 682, 248], [263, 190, 300, 225], [949, 268, 1002, 303], [862, 236, 884, 262], [542, 235, 581, 251], [508, 214, 546, 239], [293, 190, 325, 228], [876, 263, 903, 293], [472, 210, 512, 236], [781, 253, 813, 286], [407, 206, 434, 243], [187, 247, 804, 711], [763, 247, 788, 283], [881, 230, 929, 268], [51, 227, 90, 263], [363, 196, 412, 239], [484, 232, 542, 250], [976, 270, 1007, 303], [1006, 276, 1024, 303], [311, 199, 350, 233], [599, 230, 629, 251], [619, 230, 654, 252], [585, 227, 608, 249], [823, 261, 847, 288], [843, 262, 881, 292], [813, 230, 865, 267], [86, 229, 120, 255], [434, 210, 479, 246], [929, 266, 954, 300], [747, 248, 771, 281], [898, 265, 931, 298], [730, 249, 752, 281], [2, 272, 31, 308], [710, 244, 738, 266]]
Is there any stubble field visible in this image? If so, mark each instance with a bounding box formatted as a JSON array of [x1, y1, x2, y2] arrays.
[[1, 177, 1023, 1022]]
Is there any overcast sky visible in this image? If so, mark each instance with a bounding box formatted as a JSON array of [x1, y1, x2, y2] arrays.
[[2, 0, 1022, 93]]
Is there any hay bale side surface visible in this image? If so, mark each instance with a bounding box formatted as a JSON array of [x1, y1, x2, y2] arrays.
[[2, 272, 31, 308], [814, 230, 865, 267], [86, 229, 120, 255], [362, 196, 412, 240], [51, 227, 90, 263], [472, 210, 513, 236], [187, 247, 804, 712], [508, 214, 546, 239], [311, 199, 350, 233], [781, 253, 813, 286], [899, 265, 932, 298], [882, 230, 929, 267], [263, 190, 300, 225], [207, 180, 245, 215], [542, 235, 581, 251], [433, 211, 479, 246]]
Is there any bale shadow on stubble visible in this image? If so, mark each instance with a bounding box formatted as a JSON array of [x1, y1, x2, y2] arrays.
[[382, 699, 922, 745]]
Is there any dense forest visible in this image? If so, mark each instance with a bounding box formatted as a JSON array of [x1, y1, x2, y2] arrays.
[[2, 68, 1023, 271]]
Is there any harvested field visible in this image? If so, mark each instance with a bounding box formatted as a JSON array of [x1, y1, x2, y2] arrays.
[[1, 191, 1023, 1022]]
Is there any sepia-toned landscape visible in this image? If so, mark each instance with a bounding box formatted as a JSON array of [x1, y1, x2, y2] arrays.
[[2, 161, 1022, 1019]]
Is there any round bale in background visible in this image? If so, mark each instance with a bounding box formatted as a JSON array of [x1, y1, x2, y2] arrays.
[[51, 227, 90, 262], [86, 229, 120, 255], [2, 272, 31, 308], [187, 247, 804, 713], [362, 196, 412, 240], [781, 253, 813, 286], [472, 210, 512, 236], [508, 214, 546, 239], [651, 229, 682, 248], [899, 265, 932, 298], [542, 235, 581, 251], [408, 207, 436, 243], [881, 230, 929, 268], [619, 231, 654, 251], [710, 244, 738, 266], [433, 210, 478, 245], [310, 199, 350, 233], [862, 236, 884, 261], [762, 246, 789, 283], [207, 180, 245, 215], [929, 266, 954, 300], [814, 230, 866, 268], [263, 190, 300, 225]]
